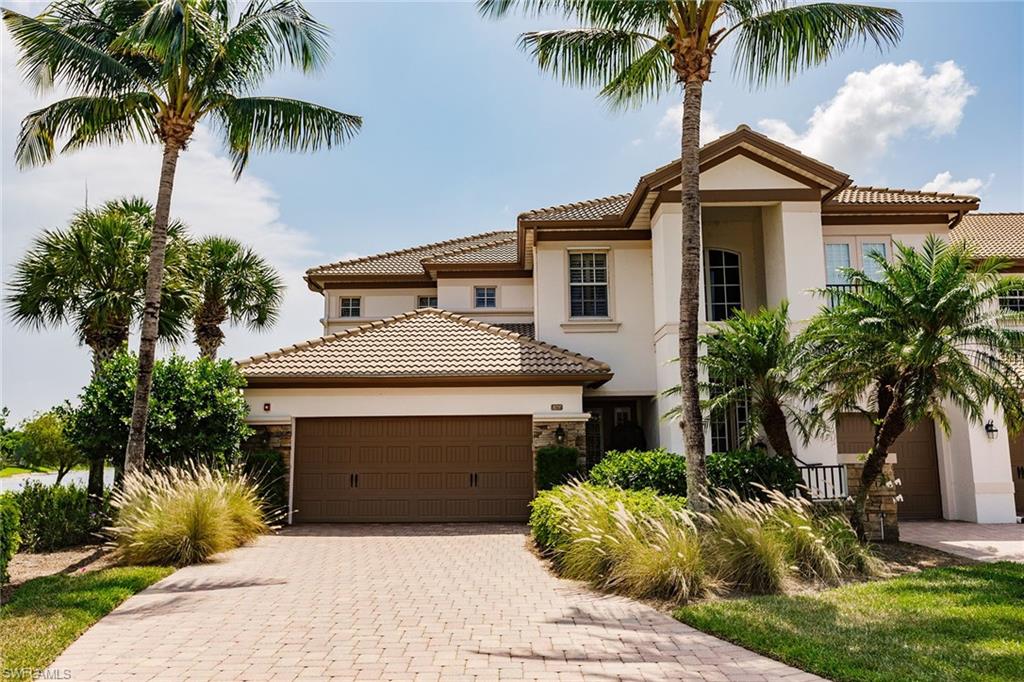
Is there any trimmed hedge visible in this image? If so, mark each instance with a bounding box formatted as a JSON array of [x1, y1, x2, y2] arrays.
[[589, 448, 801, 499], [530, 483, 686, 553], [588, 449, 687, 496], [12, 482, 109, 552], [535, 445, 580, 491], [0, 494, 20, 583]]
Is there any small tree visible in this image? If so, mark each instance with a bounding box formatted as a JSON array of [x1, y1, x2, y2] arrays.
[[0, 408, 23, 469], [693, 302, 823, 459], [17, 409, 82, 483], [69, 352, 252, 472], [804, 236, 1024, 538]]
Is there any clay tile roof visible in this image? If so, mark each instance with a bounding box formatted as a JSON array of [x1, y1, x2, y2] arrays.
[[238, 309, 610, 381], [953, 213, 1024, 258], [830, 186, 979, 205], [519, 194, 631, 222], [422, 237, 519, 266], [306, 231, 515, 277]]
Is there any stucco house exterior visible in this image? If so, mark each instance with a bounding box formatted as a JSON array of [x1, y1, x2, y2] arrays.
[[239, 125, 1024, 526]]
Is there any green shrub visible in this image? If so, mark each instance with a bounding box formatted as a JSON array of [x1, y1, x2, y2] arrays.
[[589, 449, 687, 496], [0, 494, 21, 583], [109, 464, 268, 566], [535, 445, 580, 491], [11, 482, 108, 552], [68, 352, 252, 471], [531, 483, 685, 553], [238, 449, 288, 521], [707, 449, 802, 500]]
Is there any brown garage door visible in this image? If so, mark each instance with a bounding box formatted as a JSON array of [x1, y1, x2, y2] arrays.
[[292, 416, 534, 523], [1009, 434, 1024, 515], [837, 414, 942, 520]]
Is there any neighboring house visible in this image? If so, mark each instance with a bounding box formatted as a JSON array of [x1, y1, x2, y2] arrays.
[[239, 125, 1024, 525]]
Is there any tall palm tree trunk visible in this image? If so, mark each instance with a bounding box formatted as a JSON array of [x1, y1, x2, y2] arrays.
[[851, 384, 906, 539], [678, 79, 708, 512], [124, 140, 182, 474]]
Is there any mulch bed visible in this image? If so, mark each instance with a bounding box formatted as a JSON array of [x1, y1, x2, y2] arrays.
[[2, 545, 116, 603]]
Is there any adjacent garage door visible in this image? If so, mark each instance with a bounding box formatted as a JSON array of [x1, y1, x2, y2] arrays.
[[1009, 433, 1024, 515], [292, 416, 534, 523], [837, 414, 942, 520]]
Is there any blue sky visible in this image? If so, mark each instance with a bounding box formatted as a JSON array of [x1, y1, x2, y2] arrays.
[[251, 1, 1023, 258], [2, 1, 1023, 419]]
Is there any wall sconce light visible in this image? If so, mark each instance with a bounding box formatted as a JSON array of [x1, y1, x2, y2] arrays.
[[554, 426, 566, 445], [263, 403, 271, 412], [985, 420, 999, 439]]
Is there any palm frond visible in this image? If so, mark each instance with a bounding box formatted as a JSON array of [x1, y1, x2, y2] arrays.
[[732, 2, 903, 87], [519, 28, 665, 94], [211, 96, 362, 177]]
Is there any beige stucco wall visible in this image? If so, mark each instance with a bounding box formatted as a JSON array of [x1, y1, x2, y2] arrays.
[[534, 240, 657, 396], [436, 276, 534, 324], [323, 287, 437, 333], [692, 154, 810, 191], [246, 385, 583, 424], [702, 206, 767, 313]]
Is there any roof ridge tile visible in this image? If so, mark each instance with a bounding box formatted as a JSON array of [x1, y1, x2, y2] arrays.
[[306, 230, 513, 275]]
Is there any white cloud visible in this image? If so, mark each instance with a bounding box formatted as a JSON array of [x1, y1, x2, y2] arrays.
[[1, 26, 331, 421], [657, 105, 727, 144], [920, 171, 990, 197], [757, 61, 976, 171]]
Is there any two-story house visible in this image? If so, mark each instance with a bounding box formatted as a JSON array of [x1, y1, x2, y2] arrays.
[[239, 125, 1024, 526]]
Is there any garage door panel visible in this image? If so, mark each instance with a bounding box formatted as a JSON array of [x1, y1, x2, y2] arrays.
[[837, 414, 941, 520], [293, 416, 533, 522]]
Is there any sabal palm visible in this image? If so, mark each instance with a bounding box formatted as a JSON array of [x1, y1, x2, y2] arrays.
[[186, 235, 284, 360], [699, 302, 821, 459], [479, 0, 902, 510], [804, 236, 1024, 537], [4, 0, 361, 472], [7, 196, 191, 375]]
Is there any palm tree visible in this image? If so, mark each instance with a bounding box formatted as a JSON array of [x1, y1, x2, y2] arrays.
[[3, 0, 361, 474], [804, 236, 1024, 538], [690, 302, 822, 459], [478, 1, 902, 510], [7, 196, 191, 500], [185, 236, 284, 360]]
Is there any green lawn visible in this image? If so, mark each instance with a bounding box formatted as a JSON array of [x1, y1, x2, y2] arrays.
[[1, 566, 173, 677], [675, 562, 1024, 682], [0, 465, 55, 478]]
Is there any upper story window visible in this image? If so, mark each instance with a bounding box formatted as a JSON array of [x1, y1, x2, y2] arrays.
[[474, 286, 497, 308], [568, 252, 609, 318], [339, 297, 361, 318], [709, 381, 750, 452], [824, 237, 890, 284], [706, 249, 742, 322], [417, 295, 438, 308], [1000, 290, 1024, 312]]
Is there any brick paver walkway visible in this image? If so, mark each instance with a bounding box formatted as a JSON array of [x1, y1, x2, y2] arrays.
[[48, 524, 821, 681], [901, 520, 1024, 562]]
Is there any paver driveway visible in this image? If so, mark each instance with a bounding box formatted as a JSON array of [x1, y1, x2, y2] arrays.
[[49, 524, 821, 681], [902, 520, 1024, 562]]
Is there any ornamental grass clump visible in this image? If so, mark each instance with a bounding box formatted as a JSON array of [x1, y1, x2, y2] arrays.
[[705, 491, 790, 595], [763, 489, 842, 585], [109, 464, 268, 566]]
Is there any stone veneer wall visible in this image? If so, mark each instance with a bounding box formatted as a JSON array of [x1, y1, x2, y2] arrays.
[[845, 462, 899, 542], [532, 420, 588, 475], [244, 422, 292, 472]]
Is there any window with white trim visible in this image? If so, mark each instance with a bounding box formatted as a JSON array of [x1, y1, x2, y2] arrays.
[[706, 249, 742, 322], [339, 297, 361, 318], [417, 295, 438, 308], [474, 286, 496, 308], [823, 237, 891, 281], [1000, 290, 1024, 312], [568, 251, 609, 318], [709, 381, 751, 452]]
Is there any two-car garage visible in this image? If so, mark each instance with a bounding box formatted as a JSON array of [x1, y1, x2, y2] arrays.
[[292, 415, 535, 523]]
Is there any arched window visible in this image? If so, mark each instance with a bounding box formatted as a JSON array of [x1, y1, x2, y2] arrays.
[[706, 249, 742, 321]]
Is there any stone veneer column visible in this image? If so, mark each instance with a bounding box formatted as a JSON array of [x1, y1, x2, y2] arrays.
[[532, 417, 589, 491], [845, 462, 899, 542], [245, 421, 293, 473]]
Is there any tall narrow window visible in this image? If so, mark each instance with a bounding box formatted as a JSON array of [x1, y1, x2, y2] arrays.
[[339, 297, 361, 318], [474, 286, 496, 308], [568, 252, 609, 317], [706, 249, 742, 322], [860, 242, 888, 280], [824, 243, 852, 285]]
